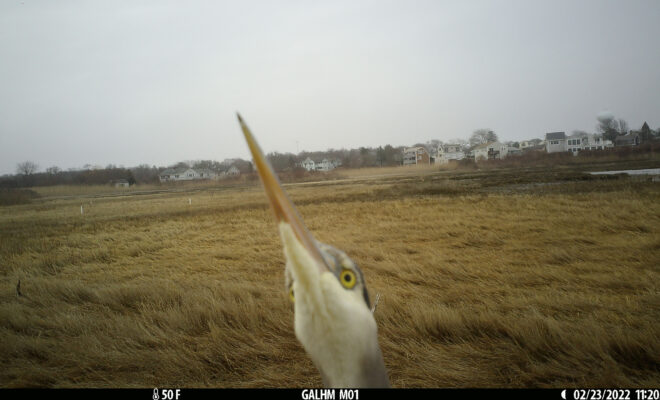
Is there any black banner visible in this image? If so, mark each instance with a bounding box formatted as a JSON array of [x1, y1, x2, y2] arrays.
[[2, 388, 658, 400]]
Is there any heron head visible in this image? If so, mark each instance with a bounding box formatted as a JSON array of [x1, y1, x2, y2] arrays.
[[238, 113, 389, 387]]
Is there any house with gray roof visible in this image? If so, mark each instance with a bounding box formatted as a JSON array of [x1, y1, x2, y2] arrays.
[[615, 132, 641, 147], [436, 144, 465, 164], [546, 131, 612, 154], [545, 132, 567, 153], [159, 167, 218, 182]]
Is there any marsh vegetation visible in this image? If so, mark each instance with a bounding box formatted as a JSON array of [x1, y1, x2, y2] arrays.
[[1, 162, 659, 387]]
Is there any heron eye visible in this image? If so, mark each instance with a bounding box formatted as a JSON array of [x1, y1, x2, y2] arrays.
[[289, 287, 295, 303], [340, 269, 357, 289]]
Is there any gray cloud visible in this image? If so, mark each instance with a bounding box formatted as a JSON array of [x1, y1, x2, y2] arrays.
[[1, 0, 659, 174]]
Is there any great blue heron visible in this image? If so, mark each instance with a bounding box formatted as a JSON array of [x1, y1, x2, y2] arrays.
[[238, 114, 390, 388]]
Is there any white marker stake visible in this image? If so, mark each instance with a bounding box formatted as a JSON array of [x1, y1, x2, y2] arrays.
[[188, 198, 192, 205]]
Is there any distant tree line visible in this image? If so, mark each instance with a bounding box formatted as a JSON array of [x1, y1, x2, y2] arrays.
[[0, 158, 257, 189], [1, 165, 142, 189], [4, 113, 657, 188]]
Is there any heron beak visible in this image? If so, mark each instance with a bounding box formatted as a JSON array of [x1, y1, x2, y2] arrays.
[[238, 113, 329, 273]]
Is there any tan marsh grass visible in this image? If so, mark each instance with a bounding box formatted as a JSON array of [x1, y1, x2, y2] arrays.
[[1, 168, 659, 387]]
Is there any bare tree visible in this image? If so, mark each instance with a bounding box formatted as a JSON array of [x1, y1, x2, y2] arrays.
[[16, 161, 39, 176], [46, 166, 61, 174], [171, 161, 190, 169], [469, 129, 498, 148], [266, 152, 298, 172], [617, 118, 629, 135]]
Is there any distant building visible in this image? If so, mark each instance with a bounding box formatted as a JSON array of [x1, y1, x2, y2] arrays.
[[403, 147, 430, 165], [473, 141, 508, 161], [301, 157, 316, 171], [582, 133, 613, 152], [520, 139, 544, 151], [615, 132, 641, 147], [114, 179, 130, 188], [196, 169, 218, 179], [436, 144, 465, 164], [299, 157, 340, 172], [315, 159, 335, 171], [519, 140, 534, 150], [159, 167, 219, 182], [159, 167, 197, 182], [545, 132, 567, 153], [225, 166, 241, 177], [546, 131, 612, 155]]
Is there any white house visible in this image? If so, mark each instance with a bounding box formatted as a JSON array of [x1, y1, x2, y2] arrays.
[[545, 132, 567, 153], [225, 166, 241, 177], [300, 157, 339, 172], [159, 167, 198, 182], [546, 131, 612, 155], [581, 133, 613, 151], [159, 167, 218, 182], [436, 144, 465, 164], [473, 141, 508, 161], [315, 159, 335, 171], [114, 179, 130, 188], [301, 157, 316, 171]]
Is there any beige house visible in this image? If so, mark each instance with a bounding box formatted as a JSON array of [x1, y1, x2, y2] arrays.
[[403, 147, 430, 165], [473, 141, 508, 161]]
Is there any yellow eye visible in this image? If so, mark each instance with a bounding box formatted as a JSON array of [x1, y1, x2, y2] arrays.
[[340, 269, 357, 289], [288, 287, 295, 303]]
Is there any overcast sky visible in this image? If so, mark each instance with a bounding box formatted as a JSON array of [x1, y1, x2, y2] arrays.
[[1, 0, 659, 174]]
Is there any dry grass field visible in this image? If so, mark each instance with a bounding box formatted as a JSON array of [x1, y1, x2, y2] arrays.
[[1, 164, 659, 388]]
